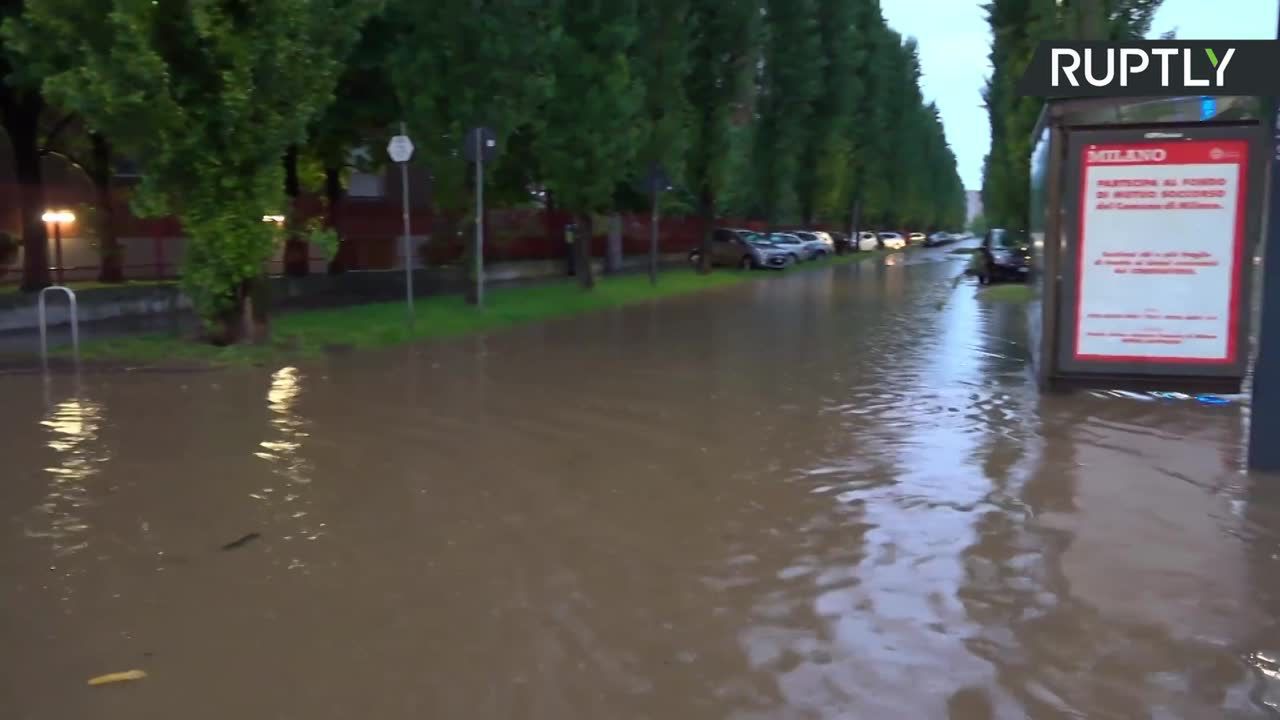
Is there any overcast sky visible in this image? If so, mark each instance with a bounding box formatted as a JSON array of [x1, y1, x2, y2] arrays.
[[878, 0, 1280, 191]]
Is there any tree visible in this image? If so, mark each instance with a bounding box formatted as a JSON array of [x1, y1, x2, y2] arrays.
[[535, 0, 643, 290], [307, 10, 401, 275], [389, 0, 556, 299], [752, 0, 822, 226], [981, 0, 1163, 230], [7, 0, 379, 340], [799, 0, 862, 226], [0, 0, 49, 291], [684, 0, 759, 272], [635, 0, 693, 201], [38, 114, 124, 282]]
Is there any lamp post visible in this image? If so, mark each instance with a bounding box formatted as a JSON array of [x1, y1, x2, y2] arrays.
[[41, 210, 75, 286]]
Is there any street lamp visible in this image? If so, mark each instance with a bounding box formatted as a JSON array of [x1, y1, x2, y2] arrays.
[[41, 209, 76, 285]]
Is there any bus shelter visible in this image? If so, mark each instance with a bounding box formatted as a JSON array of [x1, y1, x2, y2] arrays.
[[1028, 95, 1268, 394]]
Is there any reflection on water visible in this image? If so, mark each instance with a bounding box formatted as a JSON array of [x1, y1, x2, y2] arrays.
[[253, 366, 324, 568], [29, 391, 108, 560], [2, 249, 1279, 719]]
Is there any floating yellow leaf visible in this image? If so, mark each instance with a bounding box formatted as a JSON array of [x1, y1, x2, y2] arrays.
[[87, 669, 147, 686]]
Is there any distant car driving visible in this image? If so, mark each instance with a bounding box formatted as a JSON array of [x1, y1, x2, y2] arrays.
[[976, 228, 1030, 284], [689, 228, 791, 270], [857, 231, 879, 252], [908, 232, 926, 245], [924, 232, 953, 247]]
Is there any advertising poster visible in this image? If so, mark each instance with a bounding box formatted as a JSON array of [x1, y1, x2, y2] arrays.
[[1074, 139, 1248, 364]]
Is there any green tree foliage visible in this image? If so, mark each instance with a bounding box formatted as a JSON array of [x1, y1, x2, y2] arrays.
[[389, 0, 554, 214], [636, 0, 693, 196], [0, 0, 50, 291], [982, 0, 1162, 230], [536, 0, 643, 289], [684, 0, 759, 270], [801, 0, 861, 225], [728, 0, 966, 232], [6, 0, 378, 338], [753, 0, 822, 225]]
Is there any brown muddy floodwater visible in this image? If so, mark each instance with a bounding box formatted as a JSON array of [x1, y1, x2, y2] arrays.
[[3, 248, 1280, 719]]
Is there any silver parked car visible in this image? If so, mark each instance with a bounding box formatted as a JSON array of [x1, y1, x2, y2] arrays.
[[793, 231, 836, 259], [688, 228, 792, 270], [768, 233, 811, 262]]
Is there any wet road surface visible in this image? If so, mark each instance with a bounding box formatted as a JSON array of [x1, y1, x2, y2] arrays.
[[3, 247, 1280, 718]]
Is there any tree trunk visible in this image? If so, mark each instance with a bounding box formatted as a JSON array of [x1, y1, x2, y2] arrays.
[[605, 213, 623, 274], [282, 145, 308, 277], [90, 133, 124, 283], [324, 165, 347, 274], [3, 91, 51, 291], [575, 212, 595, 289], [697, 185, 714, 275], [800, 193, 814, 228], [209, 276, 271, 346]]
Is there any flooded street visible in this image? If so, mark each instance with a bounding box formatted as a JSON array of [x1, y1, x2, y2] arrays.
[[5, 248, 1280, 719]]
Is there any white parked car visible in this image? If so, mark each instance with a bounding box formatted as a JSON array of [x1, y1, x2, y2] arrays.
[[908, 232, 926, 245], [857, 231, 879, 252], [878, 232, 907, 250]]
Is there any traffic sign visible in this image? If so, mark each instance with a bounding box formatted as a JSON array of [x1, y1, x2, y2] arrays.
[[387, 135, 414, 163], [644, 163, 671, 195], [463, 127, 498, 163]]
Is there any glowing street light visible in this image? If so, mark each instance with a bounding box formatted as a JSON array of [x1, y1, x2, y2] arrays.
[[42, 210, 76, 224], [42, 209, 76, 285]]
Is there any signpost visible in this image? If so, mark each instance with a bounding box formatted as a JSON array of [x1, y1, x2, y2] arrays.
[[464, 126, 498, 307], [387, 124, 415, 317], [644, 164, 670, 286]]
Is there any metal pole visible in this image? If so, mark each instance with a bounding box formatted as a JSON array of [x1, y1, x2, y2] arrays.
[[1249, 5, 1280, 470], [649, 187, 659, 285], [475, 133, 485, 307], [400, 121, 414, 318], [54, 223, 64, 285], [38, 290, 47, 369]]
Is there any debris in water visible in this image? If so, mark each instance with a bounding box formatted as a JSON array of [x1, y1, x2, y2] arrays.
[[220, 532, 262, 551], [88, 669, 147, 686]]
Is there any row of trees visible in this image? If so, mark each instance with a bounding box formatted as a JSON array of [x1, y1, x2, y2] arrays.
[[1, 0, 966, 341], [981, 0, 1164, 230]]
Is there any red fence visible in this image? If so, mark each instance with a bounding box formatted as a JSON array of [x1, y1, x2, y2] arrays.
[[1, 182, 802, 282]]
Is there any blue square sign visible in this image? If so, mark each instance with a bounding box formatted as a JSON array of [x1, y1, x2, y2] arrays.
[[1201, 97, 1217, 120]]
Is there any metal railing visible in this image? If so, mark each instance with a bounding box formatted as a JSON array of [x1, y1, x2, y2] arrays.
[[38, 286, 79, 367]]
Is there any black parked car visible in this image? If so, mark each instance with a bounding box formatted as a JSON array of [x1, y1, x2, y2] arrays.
[[976, 228, 1030, 284]]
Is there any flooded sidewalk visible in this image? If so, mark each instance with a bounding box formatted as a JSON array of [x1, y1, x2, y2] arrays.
[[3, 249, 1279, 718]]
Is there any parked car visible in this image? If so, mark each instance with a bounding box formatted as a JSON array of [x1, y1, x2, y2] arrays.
[[857, 231, 879, 252], [688, 228, 792, 270], [829, 231, 854, 254], [768, 233, 810, 262], [976, 228, 1031, 284], [793, 230, 836, 258], [878, 232, 907, 250], [908, 232, 927, 245], [924, 232, 953, 247]]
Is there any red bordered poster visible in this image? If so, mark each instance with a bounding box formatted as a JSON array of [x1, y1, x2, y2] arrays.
[[1074, 139, 1248, 364]]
